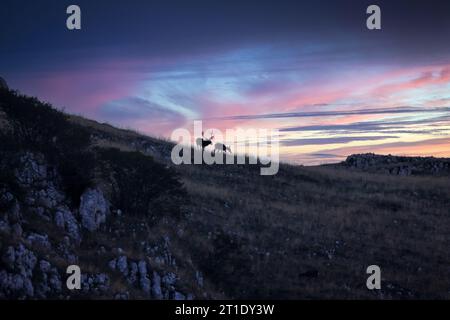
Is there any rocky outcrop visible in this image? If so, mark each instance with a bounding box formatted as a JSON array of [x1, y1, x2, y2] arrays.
[[0, 245, 37, 298], [35, 260, 62, 298], [79, 188, 110, 232], [26, 233, 51, 249], [0, 150, 200, 299], [15, 152, 66, 222], [342, 153, 450, 176], [80, 273, 110, 295], [151, 271, 163, 299], [107, 254, 189, 299], [138, 261, 151, 294], [0, 152, 199, 299], [0, 89, 204, 300], [54, 208, 81, 243]]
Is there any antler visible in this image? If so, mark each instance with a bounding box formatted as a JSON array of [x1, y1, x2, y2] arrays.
[[210, 130, 214, 140]]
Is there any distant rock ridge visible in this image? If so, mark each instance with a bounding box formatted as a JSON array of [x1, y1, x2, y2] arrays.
[[342, 153, 450, 176], [0, 77, 8, 90]]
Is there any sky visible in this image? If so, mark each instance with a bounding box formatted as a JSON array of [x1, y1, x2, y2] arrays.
[[1, 0, 450, 164]]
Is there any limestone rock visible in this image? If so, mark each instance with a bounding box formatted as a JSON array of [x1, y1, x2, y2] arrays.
[[54, 208, 81, 243], [116, 255, 128, 276], [0, 245, 37, 298], [81, 273, 110, 294], [173, 291, 186, 300], [151, 271, 163, 299], [138, 260, 151, 294], [26, 232, 51, 249], [79, 187, 110, 232]]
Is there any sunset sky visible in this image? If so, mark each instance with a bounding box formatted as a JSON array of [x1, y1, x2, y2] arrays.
[[1, 0, 450, 164]]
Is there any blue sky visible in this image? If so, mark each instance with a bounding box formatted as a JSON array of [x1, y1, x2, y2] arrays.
[[1, 0, 450, 164]]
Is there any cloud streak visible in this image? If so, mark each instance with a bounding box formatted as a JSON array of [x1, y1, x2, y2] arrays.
[[98, 96, 187, 135], [282, 136, 399, 146], [215, 106, 450, 121]]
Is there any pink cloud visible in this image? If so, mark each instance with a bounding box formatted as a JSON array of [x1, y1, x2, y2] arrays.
[[318, 137, 450, 159], [373, 67, 450, 97], [18, 67, 141, 117]]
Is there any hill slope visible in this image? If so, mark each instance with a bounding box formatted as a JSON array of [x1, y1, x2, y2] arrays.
[[1, 88, 450, 299]]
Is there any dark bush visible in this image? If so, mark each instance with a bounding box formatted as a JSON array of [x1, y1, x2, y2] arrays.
[[0, 90, 94, 204], [0, 90, 66, 149], [0, 89, 185, 217], [0, 133, 24, 206], [199, 230, 254, 298], [98, 148, 185, 221]]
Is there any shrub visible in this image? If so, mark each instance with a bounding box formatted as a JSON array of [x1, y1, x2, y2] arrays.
[[97, 148, 185, 222], [0, 90, 94, 204], [0, 133, 24, 206]]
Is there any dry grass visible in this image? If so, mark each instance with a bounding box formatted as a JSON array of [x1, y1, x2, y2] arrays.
[[67, 115, 141, 140], [92, 138, 138, 153], [173, 160, 450, 299]]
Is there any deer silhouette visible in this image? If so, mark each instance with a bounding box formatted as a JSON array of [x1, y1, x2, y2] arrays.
[[214, 142, 232, 154], [196, 131, 214, 149]]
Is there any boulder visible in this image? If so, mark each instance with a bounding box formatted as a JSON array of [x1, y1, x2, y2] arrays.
[[173, 291, 186, 300], [54, 208, 81, 243], [2, 244, 37, 277], [79, 187, 110, 232], [127, 262, 138, 284], [138, 260, 151, 294], [26, 232, 51, 249], [116, 256, 128, 276], [81, 273, 110, 294], [0, 245, 37, 298], [151, 271, 163, 299], [35, 260, 62, 298]]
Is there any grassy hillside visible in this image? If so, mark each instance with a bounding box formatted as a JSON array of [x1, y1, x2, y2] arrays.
[[1, 88, 450, 299]]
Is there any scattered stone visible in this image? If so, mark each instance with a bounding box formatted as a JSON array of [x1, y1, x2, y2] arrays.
[[127, 262, 138, 284], [173, 291, 186, 300], [162, 272, 177, 287], [138, 260, 151, 294], [151, 271, 163, 299], [114, 292, 129, 300], [54, 208, 81, 243], [35, 260, 62, 298], [116, 256, 128, 276], [27, 232, 51, 249], [81, 273, 110, 294], [196, 271, 204, 288], [0, 245, 37, 298]]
